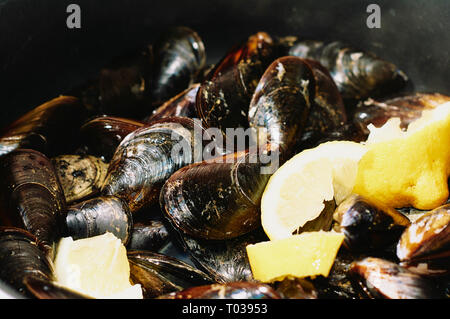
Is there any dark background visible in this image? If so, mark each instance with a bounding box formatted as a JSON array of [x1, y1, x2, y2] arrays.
[[0, 0, 449, 128]]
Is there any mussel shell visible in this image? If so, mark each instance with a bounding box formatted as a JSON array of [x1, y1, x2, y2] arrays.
[[349, 257, 444, 299], [65, 195, 132, 244], [0, 149, 67, 249], [156, 282, 281, 299], [23, 276, 91, 299], [150, 26, 206, 106], [127, 250, 214, 299], [248, 56, 315, 159], [80, 115, 145, 161], [288, 40, 408, 101], [144, 84, 199, 123], [0, 227, 54, 297], [177, 227, 269, 283], [397, 204, 450, 275], [51, 154, 108, 204], [273, 278, 319, 299], [0, 96, 87, 157], [196, 32, 276, 136], [333, 194, 411, 252], [126, 220, 170, 252], [160, 150, 273, 240], [354, 93, 450, 137], [101, 116, 208, 213]]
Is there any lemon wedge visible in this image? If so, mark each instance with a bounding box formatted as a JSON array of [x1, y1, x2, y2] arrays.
[[246, 231, 344, 282], [261, 141, 367, 240], [54, 232, 143, 299], [354, 101, 450, 210]]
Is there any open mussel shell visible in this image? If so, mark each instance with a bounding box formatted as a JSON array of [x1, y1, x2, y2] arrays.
[[157, 282, 281, 299], [126, 220, 170, 252], [196, 31, 276, 137], [127, 250, 214, 299], [150, 26, 206, 107], [101, 116, 208, 213], [349, 257, 444, 299], [65, 195, 132, 244], [177, 226, 269, 283], [160, 149, 273, 240], [353, 93, 450, 137], [0, 149, 66, 250], [396, 204, 450, 276], [288, 40, 408, 101], [333, 194, 411, 252], [80, 115, 145, 161], [0, 227, 55, 298], [248, 56, 315, 159], [0, 96, 88, 158], [51, 154, 108, 204], [144, 84, 199, 123]]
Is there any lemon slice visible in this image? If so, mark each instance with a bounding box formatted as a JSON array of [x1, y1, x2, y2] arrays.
[[261, 140, 367, 240], [54, 232, 143, 299], [246, 231, 344, 282]]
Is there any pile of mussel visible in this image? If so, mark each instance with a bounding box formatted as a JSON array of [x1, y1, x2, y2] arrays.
[[0, 25, 449, 299]]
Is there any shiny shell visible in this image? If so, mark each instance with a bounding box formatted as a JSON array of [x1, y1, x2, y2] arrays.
[[51, 154, 108, 204]]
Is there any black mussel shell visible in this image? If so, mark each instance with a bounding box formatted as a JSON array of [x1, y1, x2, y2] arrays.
[[127, 220, 171, 252]]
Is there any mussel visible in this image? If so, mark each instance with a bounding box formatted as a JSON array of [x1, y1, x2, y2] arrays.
[[150, 26, 206, 107], [0, 227, 54, 298], [160, 149, 274, 240], [51, 154, 108, 204], [353, 93, 450, 137], [127, 250, 214, 299], [80, 115, 145, 161], [196, 32, 276, 139], [65, 195, 132, 244], [157, 282, 281, 299], [127, 220, 171, 252], [101, 116, 209, 213], [0, 96, 87, 157], [248, 56, 315, 159], [144, 84, 199, 123], [396, 204, 450, 277], [23, 276, 91, 299], [0, 149, 66, 250], [333, 194, 411, 252], [349, 257, 444, 299], [288, 40, 408, 101], [177, 227, 269, 283], [71, 45, 153, 118]]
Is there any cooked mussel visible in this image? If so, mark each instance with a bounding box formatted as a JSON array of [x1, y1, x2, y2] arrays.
[[333, 194, 410, 252], [65, 195, 132, 244], [51, 154, 108, 204], [157, 282, 281, 299], [150, 26, 206, 107], [396, 204, 450, 277], [196, 32, 276, 139], [144, 84, 199, 123], [80, 115, 145, 161], [288, 40, 408, 101], [0, 227, 54, 298], [160, 149, 274, 240], [0, 149, 66, 250], [101, 116, 209, 213], [248, 56, 315, 159], [0, 96, 87, 157], [127, 220, 170, 252], [177, 227, 269, 283], [127, 250, 214, 299], [349, 257, 444, 299], [353, 93, 450, 137]]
